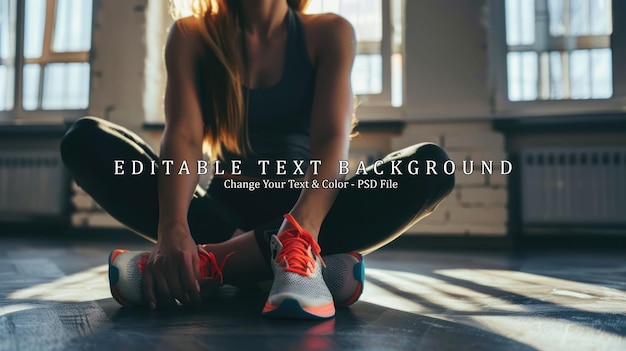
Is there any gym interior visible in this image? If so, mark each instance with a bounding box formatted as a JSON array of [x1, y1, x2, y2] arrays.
[[1, 1, 625, 350]]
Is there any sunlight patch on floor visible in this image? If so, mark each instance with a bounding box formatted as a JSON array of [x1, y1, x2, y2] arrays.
[[435, 269, 626, 313], [465, 315, 626, 351], [362, 268, 529, 313], [7, 264, 111, 302]]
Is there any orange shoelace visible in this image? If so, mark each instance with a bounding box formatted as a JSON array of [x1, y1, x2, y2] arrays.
[[276, 214, 325, 276], [198, 246, 235, 285]]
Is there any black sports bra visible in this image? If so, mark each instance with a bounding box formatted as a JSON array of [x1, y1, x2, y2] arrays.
[[220, 8, 315, 177]]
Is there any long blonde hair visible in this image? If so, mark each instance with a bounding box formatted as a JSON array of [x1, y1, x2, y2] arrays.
[[170, 0, 356, 160]]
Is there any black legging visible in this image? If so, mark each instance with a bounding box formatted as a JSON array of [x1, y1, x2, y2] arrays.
[[60, 117, 454, 258]]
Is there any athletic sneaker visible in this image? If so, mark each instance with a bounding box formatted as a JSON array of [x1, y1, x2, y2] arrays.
[[109, 248, 364, 308], [262, 214, 335, 319], [323, 252, 364, 307], [108, 246, 233, 306]]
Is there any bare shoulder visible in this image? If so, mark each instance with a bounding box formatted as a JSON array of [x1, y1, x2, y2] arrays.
[[165, 16, 205, 62], [169, 16, 203, 38], [300, 12, 353, 34], [298, 12, 355, 61]]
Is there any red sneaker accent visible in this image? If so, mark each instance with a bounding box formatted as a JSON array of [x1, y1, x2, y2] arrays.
[[137, 253, 149, 274], [109, 249, 127, 263]]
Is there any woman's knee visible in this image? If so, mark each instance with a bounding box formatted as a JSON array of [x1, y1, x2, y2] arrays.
[[61, 116, 157, 168], [60, 116, 108, 166], [62, 115, 108, 142], [383, 142, 449, 163], [384, 142, 455, 195], [411, 143, 455, 197]]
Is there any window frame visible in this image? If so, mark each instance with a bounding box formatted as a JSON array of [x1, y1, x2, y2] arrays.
[[489, 0, 626, 117], [0, 0, 94, 123], [306, 0, 406, 120]]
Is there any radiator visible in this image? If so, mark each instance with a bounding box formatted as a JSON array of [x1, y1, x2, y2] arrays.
[[521, 147, 626, 227], [0, 151, 68, 221]]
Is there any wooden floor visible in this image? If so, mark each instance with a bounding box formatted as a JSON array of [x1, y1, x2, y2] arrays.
[[0, 234, 625, 351]]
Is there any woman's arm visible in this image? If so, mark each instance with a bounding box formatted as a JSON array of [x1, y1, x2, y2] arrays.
[[159, 19, 205, 233], [284, 15, 356, 240], [142, 18, 206, 308]]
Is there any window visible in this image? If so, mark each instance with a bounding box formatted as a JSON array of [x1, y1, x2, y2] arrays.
[[306, 0, 404, 108], [491, 0, 626, 113], [0, 0, 93, 119]]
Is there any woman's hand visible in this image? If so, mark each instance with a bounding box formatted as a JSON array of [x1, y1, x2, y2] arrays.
[[141, 229, 201, 309]]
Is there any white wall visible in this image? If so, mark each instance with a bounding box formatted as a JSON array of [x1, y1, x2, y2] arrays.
[[404, 0, 491, 120], [89, 0, 149, 130]]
